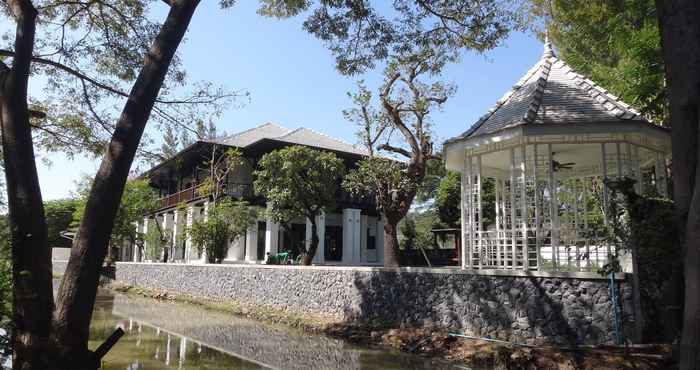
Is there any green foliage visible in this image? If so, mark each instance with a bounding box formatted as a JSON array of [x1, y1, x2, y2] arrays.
[[343, 157, 415, 209], [260, 0, 522, 75], [188, 199, 257, 264], [255, 145, 345, 263], [399, 211, 440, 250], [529, 0, 666, 123], [144, 218, 165, 261], [435, 171, 461, 227], [255, 146, 345, 226], [602, 178, 679, 341], [416, 158, 447, 203], [72, 177, 160, 247], [44, 199, 79, 248], [1, 0, 236, 165]]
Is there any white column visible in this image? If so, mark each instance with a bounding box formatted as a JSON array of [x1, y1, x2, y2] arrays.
[[172, 210, 182, 262], [548, 144, 559, 269], [376, 215, 385, 265], [142, 216, 150, 261], [360, 215, 368, 263], [655, 152, 668, 197], [264, 206, 280, 261], [162, 213, 174, 262], [311, 212, 326, 264], [342, 208, 361, 265], [245, 224, 257, 262], [184, 205, 195, 263], [520, 145, 528, 270], [200, 201, 210, 263], [460, 154, 469, 269]]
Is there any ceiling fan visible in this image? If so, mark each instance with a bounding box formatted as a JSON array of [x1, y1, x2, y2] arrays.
[[552, 152, 575, 172]]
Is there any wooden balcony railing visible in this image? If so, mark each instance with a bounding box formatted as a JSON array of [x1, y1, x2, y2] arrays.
[[157, 183, 253, 210]]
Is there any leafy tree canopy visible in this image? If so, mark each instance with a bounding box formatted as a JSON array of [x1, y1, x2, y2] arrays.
[[528, 0, 666, 124], [44, 198, 79, 248], [0, 0, 242, 166], [255, 145, 345, 225], [71, 176, 160, 245], [259, 0, 524, 75], [188, 198, 257, 264]]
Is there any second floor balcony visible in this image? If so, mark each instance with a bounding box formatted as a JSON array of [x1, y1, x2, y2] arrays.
[[157, 182, 253, 210]]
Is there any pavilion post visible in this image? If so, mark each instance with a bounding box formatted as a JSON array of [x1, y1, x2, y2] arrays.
[[533, 144, 541, 270], [582, 180, 590, 269], [520, 145, 528, 270], [467, 155, 475, 269], [632, 144, 642, 194], [495, 178, 502, 268], [510, 148, 517, 269], [476, 155, 483, 268], [460, 152, 469, 269], [547, 144, 559, 270], [616, 142, 623, 178], [602, 143, 612, 262], [655, 151, 668, 197]]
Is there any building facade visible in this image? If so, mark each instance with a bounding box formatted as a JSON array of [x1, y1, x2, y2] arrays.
[[128, 123, 384, 266]]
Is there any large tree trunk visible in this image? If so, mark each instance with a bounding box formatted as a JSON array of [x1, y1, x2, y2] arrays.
[[0, 1, 54, 369], [303, 218, 319, 265], [51, 0, 201, 363], [655, 1, 700, 368], [383, 220, 400, 267]]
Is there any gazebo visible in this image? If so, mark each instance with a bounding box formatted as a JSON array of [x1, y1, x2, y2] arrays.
[[443, 40, 671, 272]]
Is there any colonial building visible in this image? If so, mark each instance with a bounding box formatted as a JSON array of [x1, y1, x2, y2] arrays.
[[443, 40, 671, 272], [128, 123, 384, 265]]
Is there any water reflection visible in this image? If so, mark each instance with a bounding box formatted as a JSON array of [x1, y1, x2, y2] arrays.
[[90, 290, 454, 370]]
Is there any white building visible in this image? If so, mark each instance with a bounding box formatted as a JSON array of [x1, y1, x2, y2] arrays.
[[127, 123, 384, 266]]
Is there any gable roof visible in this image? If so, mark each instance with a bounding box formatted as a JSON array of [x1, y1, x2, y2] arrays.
[[211, 122, 368, 156], [446, 39, 650, 143], [214, 122, 292, 147]]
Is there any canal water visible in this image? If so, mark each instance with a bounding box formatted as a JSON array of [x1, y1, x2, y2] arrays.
[[89, 289, 460, 369]]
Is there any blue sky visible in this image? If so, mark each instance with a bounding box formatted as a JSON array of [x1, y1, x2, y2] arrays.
[[36, 1, 542, 200]]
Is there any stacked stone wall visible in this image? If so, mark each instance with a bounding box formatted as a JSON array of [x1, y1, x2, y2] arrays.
[[54, 261, 633, 345]]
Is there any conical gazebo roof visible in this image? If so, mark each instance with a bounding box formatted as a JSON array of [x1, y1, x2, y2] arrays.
[[446, 40, 653, 144]]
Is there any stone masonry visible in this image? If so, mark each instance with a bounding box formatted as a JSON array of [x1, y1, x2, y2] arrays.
[[55, 261, 636, 345]]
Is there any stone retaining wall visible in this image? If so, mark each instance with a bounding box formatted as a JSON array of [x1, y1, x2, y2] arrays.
[[54, 261, 634, 345]]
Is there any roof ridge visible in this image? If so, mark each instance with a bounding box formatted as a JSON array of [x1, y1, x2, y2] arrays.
[[276, 127, 304, 139], [551, 58, 644, 121], [523, 56, 553, 123], [222, 122, 290, 141], [457, 59, 545, 139], [284, 127, 368, 153]]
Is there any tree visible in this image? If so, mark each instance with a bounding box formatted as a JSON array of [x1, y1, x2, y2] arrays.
[[0, 216, 12, 358], [343, 51, 452, 266], [254, 146, 345, 265], [197, 146, 246, 203], [260, 0, 522, 75], [44, 199, 79, 249], [0, 0, 520, 366], [72, 177, 161, 261], [655, 1, 700, 368], [0, 0, 237, 367], [435, 171, 461, 228], [528, 0, 666, 124], [188, 198, 257, 264]]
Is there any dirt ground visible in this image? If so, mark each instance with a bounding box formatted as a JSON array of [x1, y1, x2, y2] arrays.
[[325, 326, 676, 370]]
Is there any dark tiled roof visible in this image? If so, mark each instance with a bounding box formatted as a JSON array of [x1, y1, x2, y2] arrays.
[[448, 40, 649, 143]]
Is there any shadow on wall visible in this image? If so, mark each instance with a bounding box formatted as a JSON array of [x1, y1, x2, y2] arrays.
[[345, 270, 630, 345]]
